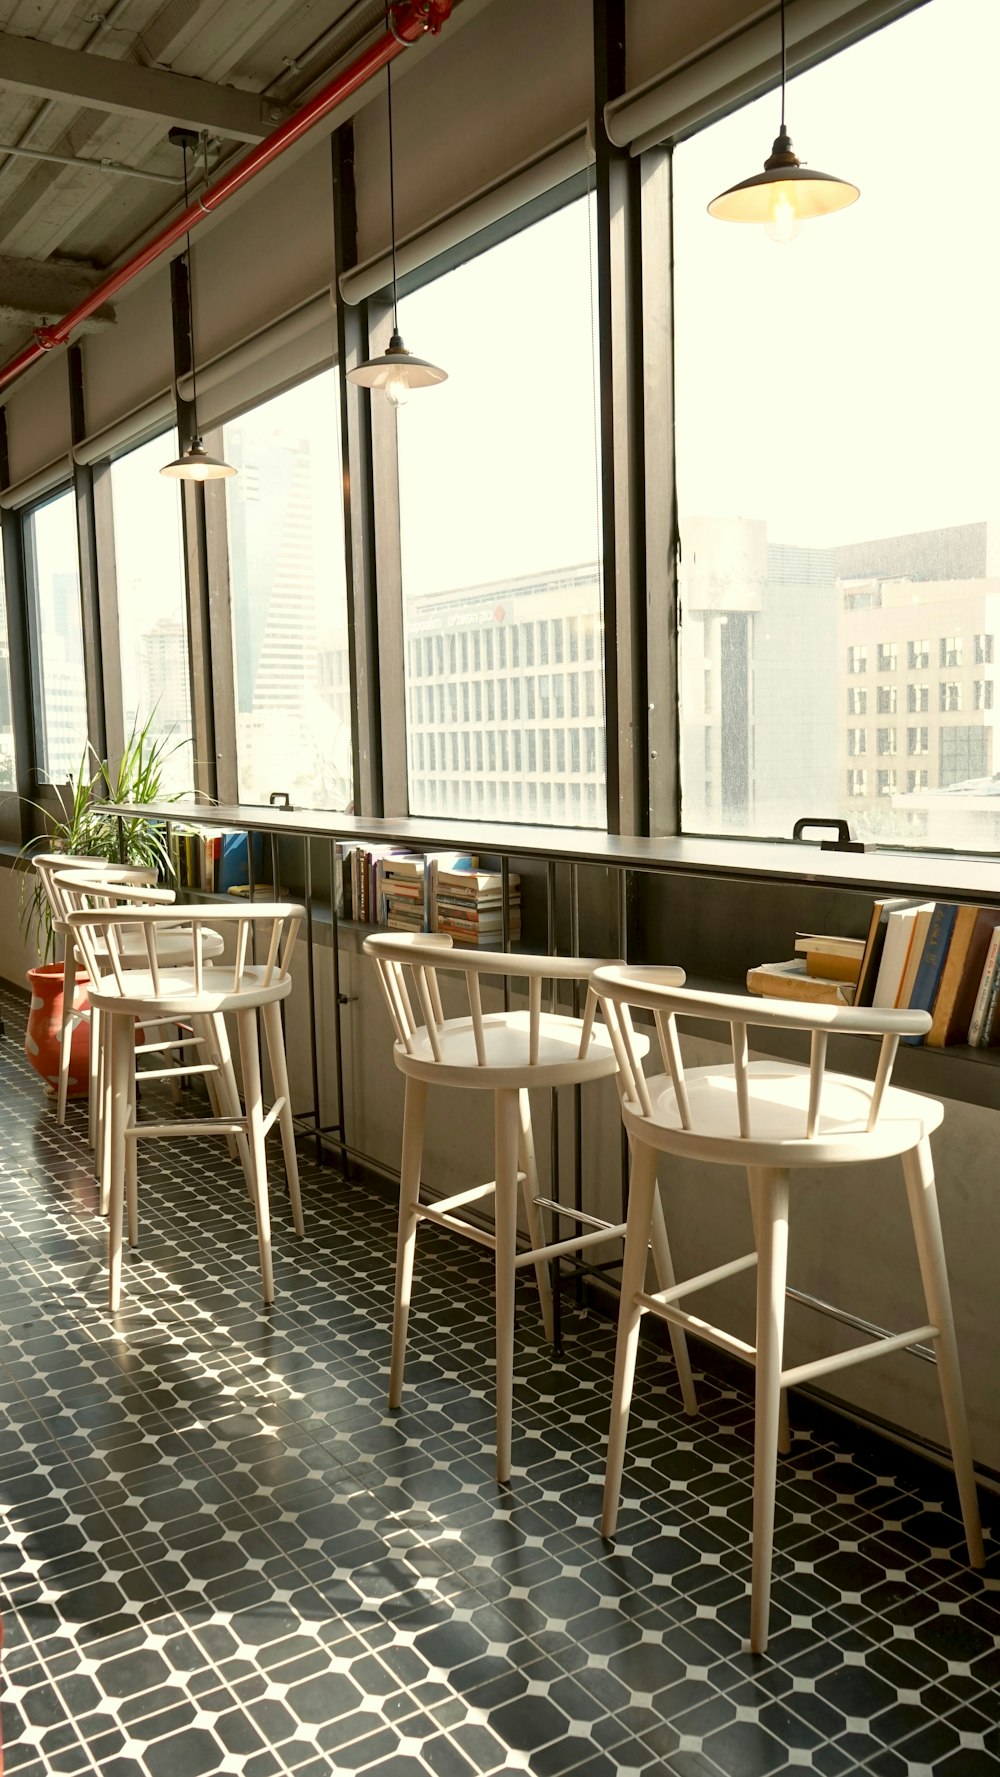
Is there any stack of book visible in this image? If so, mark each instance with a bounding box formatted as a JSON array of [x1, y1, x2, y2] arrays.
[[749, 898, 1000, 1047], [378, 852, 426, 931], [433, 868, 521, 948], [335, 846, 479, 928]]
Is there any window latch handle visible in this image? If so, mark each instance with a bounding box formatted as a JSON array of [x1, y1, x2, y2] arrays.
[[792, 817, 869, 853]]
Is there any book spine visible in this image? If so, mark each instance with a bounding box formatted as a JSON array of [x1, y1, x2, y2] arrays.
[[967, 928, 1000, 1045], [983, 957, 1000, 1047], [901, 903, 957, 1044]]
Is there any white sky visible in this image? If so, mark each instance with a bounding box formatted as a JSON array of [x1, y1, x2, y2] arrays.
[[673, 0, 1000, 547]]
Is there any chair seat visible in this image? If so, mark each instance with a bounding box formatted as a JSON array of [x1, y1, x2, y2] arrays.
[[622, 1059, 944, 1167], [86, 962, 292, 1018], [394, 1008, 638, 1088]]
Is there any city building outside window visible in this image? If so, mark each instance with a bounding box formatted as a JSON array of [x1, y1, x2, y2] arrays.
[[23, 488, 87, 783], [974, 633, 994, 664], [974, 680, 994, 710], [907, 768, 930, 792], [673, 0, 1000, 850], [847, 687, 867, 715], [109, 432, 193, 789], [877, 769, 898, 796], [847, 769, 867, 796], [223, 371, 353, 809], [847, 728, 867, 756], [877, 727, 897, 755], [396, 196, 606, 828], [877, 686, 897, 715], [940, 682, 962, 712]]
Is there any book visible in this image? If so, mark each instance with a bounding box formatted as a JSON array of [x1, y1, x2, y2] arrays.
[[968, 927, 1000, 1046], [746, 960, 856, 1005], [926, 906, 1000, 1047], [872, 904, 933, 1009], [794, 933, 866, 959], [900, 902, 958, 1043], [803, 951, 862, 984], [855, 897, 928, 1007], [895, 905, 936, 1008]]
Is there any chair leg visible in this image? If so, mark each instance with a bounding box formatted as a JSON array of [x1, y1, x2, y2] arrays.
[[389, 1077, 428, 1410], [262, 999, 304, 1236], [57, 944, 77, 1125], [125, 1047, 139, 1250], [602, 1138, 658, 1539], [495, 1087, 520, 1485], [88, 1005, 100, 1153], [99, 1014, 114, 1214], [196, 1014, 239, 1162], [648, 1167, 698, 1417], [517, 1088, 554, 1345], [748, 1167, 791, 1455], [902, 1138, 984, 1568], [236, 1008, 275, 1307], [750, 1167, 790, 1656], [204, 1014, 254, 1195], [108, 1015, 134, 1312]]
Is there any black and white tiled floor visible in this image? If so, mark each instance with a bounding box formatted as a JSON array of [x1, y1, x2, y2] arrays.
[[0, 981, 998, 1777]]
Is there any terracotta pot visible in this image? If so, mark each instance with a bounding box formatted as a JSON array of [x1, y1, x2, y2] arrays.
[[25, 964, 90, 1098]]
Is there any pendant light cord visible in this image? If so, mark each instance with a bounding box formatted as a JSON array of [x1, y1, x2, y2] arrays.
[[780, 0, 787, 129], [386, 44, 399, 334], [181, 141, 200, 438]]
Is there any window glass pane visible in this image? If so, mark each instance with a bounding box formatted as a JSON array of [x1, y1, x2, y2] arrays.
[[26, 489, 87, 782], [397, 196, 606, 828], [223, 372, 353, 809], [674, 0, 1000, 850], [110, 432, 193, 790], [0, 558, 15, 791]]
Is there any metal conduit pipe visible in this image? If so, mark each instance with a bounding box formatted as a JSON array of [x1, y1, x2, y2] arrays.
[[0, 0, 140, 188], [0, 139, 183, 183], [0, 0, 454, 396]]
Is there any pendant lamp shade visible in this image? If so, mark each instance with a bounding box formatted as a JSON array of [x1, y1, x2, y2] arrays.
[[347, 32, 446, 402], [160, 438, 237, 480], [161, 128, 237, 480], [709, 0, 858, 239]]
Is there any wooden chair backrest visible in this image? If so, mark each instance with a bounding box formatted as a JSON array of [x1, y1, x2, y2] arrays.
[[364, 932, 608, 1068], [590, 966, 931, 1140], [60, 873, 304, 1001]]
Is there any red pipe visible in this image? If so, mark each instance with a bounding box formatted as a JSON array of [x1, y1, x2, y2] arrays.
[[0, 0, 453, 396]]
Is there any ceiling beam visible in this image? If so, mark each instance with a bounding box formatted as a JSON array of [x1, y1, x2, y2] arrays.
[[0, 253, 115, 332], [0, 31, 287, 143]]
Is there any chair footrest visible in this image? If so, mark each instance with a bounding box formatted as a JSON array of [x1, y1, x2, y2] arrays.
[[128, 1118, 244, 1140], [637, 1295, 757, 1365], [644, 1250, 758, 1308], [414, 1201, 496, 1249], [781, 1325, 938, 1388], [515, 1222, 627, 1268], [532, 1197, 618, 1234], [136, 1061, 216, 1082]]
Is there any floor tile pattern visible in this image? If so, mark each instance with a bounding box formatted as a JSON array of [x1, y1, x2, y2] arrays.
[[0, 981, 998, 1776]]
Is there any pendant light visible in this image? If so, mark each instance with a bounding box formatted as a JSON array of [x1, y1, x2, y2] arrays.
[[708, 0, 859, 242], [161, 128, 236, 479], [347, 21, 446, 406]]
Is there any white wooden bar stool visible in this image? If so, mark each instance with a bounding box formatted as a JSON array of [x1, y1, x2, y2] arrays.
[[32, 853, 225, 1146], [67, 893, 306, 1310], [364, 933, 697, 1484], [591, 966, 984, 1655], [50, 864, 233, 1201]]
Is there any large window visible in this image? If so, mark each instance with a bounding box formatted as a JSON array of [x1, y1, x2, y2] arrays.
[[24, 488, 87, 783], [396, 196, 606, 828], [109, 432, 193, 789], [674, 0, 1000, 851], [223, 372, 352, 809]]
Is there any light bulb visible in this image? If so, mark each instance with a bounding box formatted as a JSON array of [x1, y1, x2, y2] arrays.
[[384, 369, 410, 408], [764, 187, 802, 245]]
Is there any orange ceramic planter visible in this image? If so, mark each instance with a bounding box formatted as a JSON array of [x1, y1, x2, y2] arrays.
[[25, 964, 90, 1098]]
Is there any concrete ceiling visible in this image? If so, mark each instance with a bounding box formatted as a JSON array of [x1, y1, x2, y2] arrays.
[[0, 0, 388, 363]]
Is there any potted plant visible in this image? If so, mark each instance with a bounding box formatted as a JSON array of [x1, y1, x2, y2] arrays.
[[19, 714, 182, 1095]]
